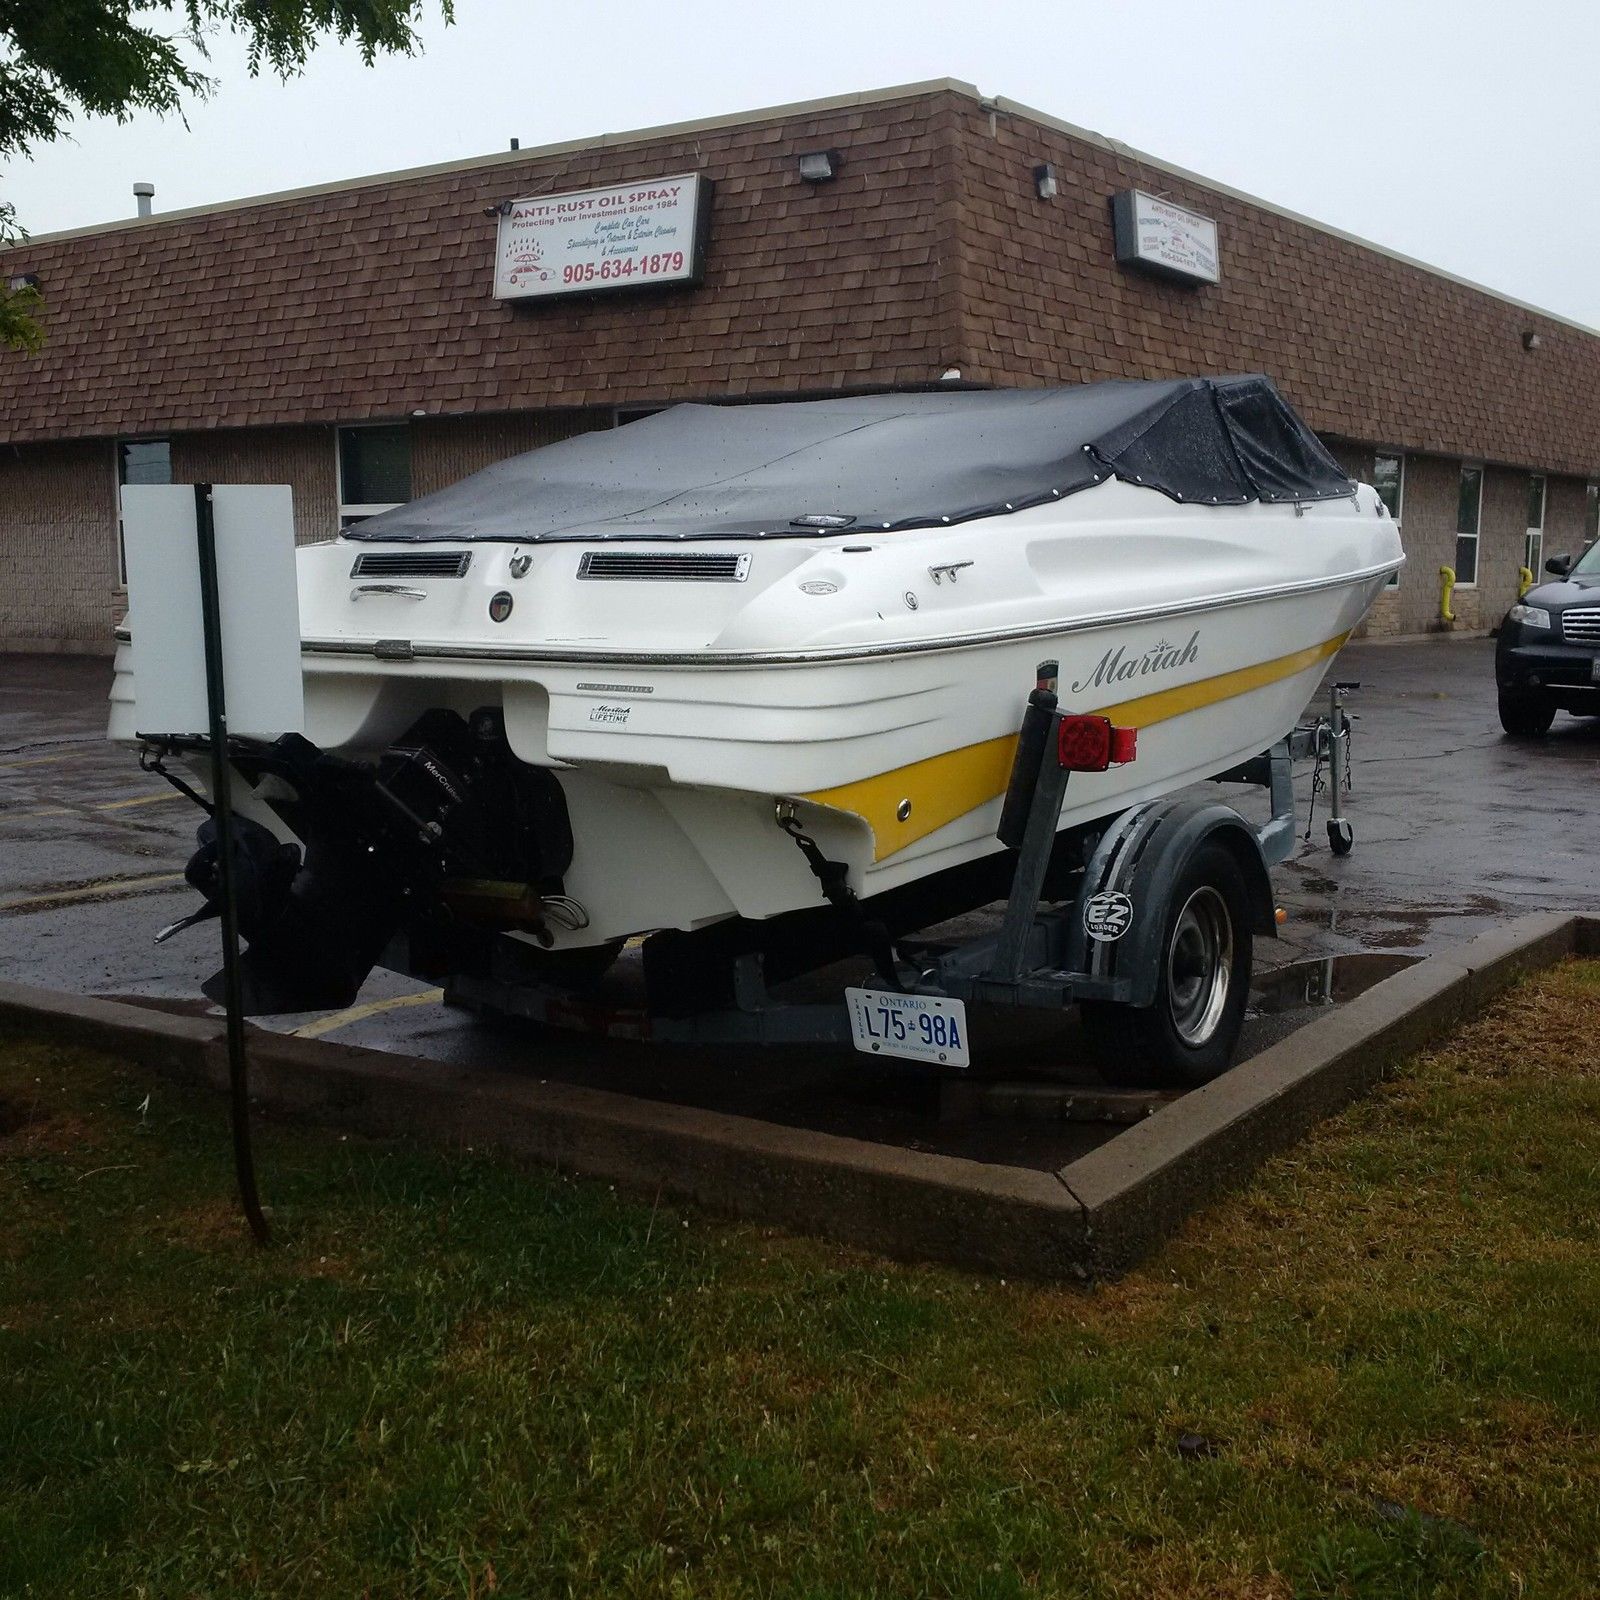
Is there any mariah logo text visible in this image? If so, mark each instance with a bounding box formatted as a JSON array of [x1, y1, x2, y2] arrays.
[[1070, 632, 1200, 695]]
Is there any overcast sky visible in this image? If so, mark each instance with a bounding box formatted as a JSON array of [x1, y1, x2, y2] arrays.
[[7, 0, 1598, 327]]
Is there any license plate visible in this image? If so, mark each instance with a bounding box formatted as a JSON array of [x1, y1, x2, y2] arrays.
[[846, 988, 969, 1067], [1591, 658, 1600, 684]]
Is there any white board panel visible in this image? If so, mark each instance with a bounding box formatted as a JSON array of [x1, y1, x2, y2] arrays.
[[211, 485, 304, 738], [122, 486, 209, 737], [121, 484, 304, 740]]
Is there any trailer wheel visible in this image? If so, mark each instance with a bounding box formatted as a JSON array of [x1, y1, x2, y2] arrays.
[[1081, 842, 1253, 1087]]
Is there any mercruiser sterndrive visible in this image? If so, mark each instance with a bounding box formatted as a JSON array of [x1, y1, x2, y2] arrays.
[[112, 375, 1402, 1054]]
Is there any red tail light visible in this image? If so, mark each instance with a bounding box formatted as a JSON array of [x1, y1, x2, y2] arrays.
[[1058, 715, 1137, 772]]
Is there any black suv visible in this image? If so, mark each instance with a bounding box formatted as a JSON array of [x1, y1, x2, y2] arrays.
[[1496, 543, 1600, 735]]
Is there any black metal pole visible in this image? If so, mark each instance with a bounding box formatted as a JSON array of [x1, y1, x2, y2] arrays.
[[194, 483, 271, 1247]]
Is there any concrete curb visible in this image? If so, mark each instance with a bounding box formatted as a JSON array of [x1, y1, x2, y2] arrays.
[[0, 912, 1591, 1281], [0, 983, 1086, 1279], [1059, 912, 1588, 1278], [0, 980, 221, 1074], [211, 1031, 1090, 1279]]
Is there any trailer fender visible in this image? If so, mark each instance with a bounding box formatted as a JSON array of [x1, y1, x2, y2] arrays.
[[1064, 796, 1276, 1009]]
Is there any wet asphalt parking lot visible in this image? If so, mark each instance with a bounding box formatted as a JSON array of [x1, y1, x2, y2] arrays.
[[2, 637, 1596, 1166]]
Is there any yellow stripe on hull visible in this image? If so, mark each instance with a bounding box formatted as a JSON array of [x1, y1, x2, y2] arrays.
[[801, 632, 1348, 860], [1093, 633, 1346, 729], [802, 733, 1020, 862]]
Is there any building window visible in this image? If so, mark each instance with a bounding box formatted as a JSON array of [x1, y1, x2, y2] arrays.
[[1455, 463, 1483, 587], [338, 424, 411, 526], [1372, 452, 1403, 586], [116, 437, 172, 585], [1525, 473, 1546, 576]]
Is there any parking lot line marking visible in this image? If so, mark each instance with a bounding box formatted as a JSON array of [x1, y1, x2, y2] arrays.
[[0, 753, 75, 771], [4, 791, 186, 822], [97, 793, 187, 812], [293, 988, 447, 1039], [0, 872, 186, 913]]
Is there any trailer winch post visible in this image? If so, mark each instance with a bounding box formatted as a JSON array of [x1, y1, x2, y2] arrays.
[[990, 724, 1071, 982], [194, 483, 272, 1248], [996, 675, 1059, 850]]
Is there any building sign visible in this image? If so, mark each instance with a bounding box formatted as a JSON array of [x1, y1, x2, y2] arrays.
[[493, 173, 712, 301], [1111, 190, 1220, 286]]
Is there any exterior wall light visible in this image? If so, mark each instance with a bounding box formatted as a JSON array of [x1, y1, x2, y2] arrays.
[[1033, 163, 1059, 200], [940, 366, 963, 382], [6, 272, 39, 291], [797, 150, 842, 183], [482, 200, 513, 218], [1522, 330, 1542, 351]]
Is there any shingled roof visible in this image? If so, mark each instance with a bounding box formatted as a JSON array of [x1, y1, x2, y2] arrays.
[[3, 80, 1597, 476]]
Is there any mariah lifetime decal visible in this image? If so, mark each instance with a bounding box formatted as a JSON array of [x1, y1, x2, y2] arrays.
[[1070, 631, 1201, 696]]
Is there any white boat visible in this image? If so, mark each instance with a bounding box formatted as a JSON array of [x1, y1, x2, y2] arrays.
[[112, 376, 1402, 1013]]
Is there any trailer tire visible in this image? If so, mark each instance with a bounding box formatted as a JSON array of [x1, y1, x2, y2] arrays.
[[1080, 842, 1253, 1088]]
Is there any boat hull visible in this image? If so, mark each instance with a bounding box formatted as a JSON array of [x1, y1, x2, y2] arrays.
[[111, 481, 1401, 952], [115, 582, 1390, 954]]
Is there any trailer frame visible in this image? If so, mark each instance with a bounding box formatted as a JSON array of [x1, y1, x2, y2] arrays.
[[443, 684, 1357, 1076]]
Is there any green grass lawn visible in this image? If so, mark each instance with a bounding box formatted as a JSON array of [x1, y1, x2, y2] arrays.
[[3, 963, 1599, 1600]]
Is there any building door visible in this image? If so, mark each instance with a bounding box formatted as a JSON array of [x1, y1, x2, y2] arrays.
[[1372, 452, 1404, 588], [1525, 474, 1546, 578], [116, 437, 172, 585], [1455, 464, 1483, 587]]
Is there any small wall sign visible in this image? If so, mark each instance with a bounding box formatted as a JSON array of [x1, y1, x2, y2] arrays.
[[1111, 190, 1220, 286], [493, 173, 712, 301]]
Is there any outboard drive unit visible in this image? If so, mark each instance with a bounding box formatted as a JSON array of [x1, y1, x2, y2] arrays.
[[163, 708, 574, 1014]]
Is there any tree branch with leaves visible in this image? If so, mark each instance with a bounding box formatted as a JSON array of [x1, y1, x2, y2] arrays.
[[0, 0, 452, 350], [0, 198, 41, 349]]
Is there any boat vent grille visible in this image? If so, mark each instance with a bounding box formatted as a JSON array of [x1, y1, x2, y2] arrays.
[[577, 551, 751, 583], [350, 551, 472, 579], [1561, 606, 1600, 644]]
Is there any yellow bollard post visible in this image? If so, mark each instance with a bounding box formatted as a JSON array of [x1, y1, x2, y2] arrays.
[[1438, 565, 1456, 623]]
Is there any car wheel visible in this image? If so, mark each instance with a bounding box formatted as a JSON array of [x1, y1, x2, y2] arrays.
[[1080, 843, 1253, 1089], [1498, 689, 1556, 737]]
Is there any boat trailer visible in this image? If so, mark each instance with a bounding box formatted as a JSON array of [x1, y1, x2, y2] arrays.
[[444, 679, 1360, 1087]]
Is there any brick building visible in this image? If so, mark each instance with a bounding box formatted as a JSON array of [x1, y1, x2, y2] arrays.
[[3, 79, 1597, 654]]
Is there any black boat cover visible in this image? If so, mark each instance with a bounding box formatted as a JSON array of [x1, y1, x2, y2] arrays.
[[350, 375, 1353, 544]]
